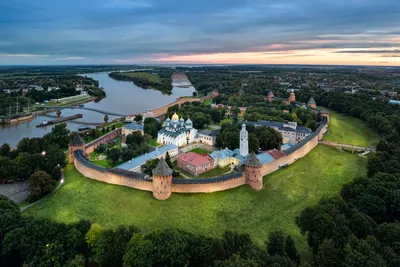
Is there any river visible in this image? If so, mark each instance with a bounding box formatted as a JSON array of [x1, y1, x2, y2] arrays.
[[0, 72, 195, 147]]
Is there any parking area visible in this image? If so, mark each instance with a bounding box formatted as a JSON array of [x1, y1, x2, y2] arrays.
[[0, 182, 30, 204]]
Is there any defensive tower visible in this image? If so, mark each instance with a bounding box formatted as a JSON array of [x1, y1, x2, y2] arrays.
[[68, 135, 86, 163], [245, 152, 263, 190], [152, 158, 173, 200]]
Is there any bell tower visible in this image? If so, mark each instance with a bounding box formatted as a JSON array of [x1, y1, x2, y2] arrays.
[[240, 123, 249, 157]]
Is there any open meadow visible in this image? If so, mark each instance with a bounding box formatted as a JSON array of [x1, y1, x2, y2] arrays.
[[24, 145, 366, 254], [323, 110, 380, 146]]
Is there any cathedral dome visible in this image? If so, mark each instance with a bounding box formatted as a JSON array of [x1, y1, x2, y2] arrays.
[[185, 118, 193, 125], [171, 112, 179, 121], [180, 117, 184, 122], [165, 117, 171, 122]]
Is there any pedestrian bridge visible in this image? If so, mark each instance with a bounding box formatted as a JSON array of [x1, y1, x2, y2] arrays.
[[44, 106, 127, 117]]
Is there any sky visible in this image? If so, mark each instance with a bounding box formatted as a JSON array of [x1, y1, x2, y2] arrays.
[[1, 0, 399, 66]]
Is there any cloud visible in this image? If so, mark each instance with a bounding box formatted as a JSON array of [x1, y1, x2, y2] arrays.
[[0, 0, 399, 64], [335, 49, 400, 54]]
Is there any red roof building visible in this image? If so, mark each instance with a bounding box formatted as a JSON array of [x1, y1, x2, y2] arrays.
[[176, 152, 214, 176], [266, 149, 286, 160]]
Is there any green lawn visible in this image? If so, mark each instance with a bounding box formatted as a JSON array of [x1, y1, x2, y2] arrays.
[[189, 148, 210, 155], [203, 99, 213, 105], [91, 159, 114, 168], [220, 118, 233, 125], [148, 139, 161, 147], [123, 72, 162, 83], [24, 145, 366, 256], [197, 166, 231, 178], [323, 110, 380, 146]]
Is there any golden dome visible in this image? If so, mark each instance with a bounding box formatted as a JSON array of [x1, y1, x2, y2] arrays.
[[171, 112, 179, 121]]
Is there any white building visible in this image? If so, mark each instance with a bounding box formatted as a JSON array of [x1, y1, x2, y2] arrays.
[[240, 123, 249, 156], [157, 113, 197, 147], [195, 129, 220, 146], [248, 121, 311, 145]]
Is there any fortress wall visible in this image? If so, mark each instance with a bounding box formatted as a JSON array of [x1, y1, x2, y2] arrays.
[[85, 128, 122, 154], [172, 175, 246, 193], [74, 159, 109, 182], [74, 159, 153, 191], [72, 117, 328, 197], [260, 123, 325, 176]]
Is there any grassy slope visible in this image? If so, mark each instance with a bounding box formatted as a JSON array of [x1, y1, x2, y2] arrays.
[[24, 145, 366, 254], [323, 110, 380, 146]]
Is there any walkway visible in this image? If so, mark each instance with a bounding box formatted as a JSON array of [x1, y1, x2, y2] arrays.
[[319, 141, 375, 152], [0, 182, 29, 204], [44, 106, 127, 117]]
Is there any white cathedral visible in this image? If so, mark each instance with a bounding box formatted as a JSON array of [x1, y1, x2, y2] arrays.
[[157, 113, 198, 147]]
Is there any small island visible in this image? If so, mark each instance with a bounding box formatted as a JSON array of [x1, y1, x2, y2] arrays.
[[108, 71, 173, 94]]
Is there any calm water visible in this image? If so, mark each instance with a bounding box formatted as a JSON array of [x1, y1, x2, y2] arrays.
[[0, 72, 195, 147]]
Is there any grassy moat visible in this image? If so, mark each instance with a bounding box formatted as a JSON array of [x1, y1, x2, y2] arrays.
[[323, 110, 380, 147], [24, 145, 366, 255]]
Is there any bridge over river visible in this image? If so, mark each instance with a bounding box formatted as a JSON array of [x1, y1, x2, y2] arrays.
[[44, 106, 128, 117], [45, 97, 202, 119]]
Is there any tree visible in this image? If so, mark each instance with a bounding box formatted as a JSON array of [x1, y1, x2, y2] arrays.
[[44, 123, 71, 148], [123, 233, 153, 267], [0, 143, 10, 156], [165, 152, 172, 168], [248, 133, 259, 153], [126, 132, 145, 149], [134, 114, 143, 122], [108, 148, 121, 165], [285, 236, 300, 264], [28, 171, 56, 201], [141, 158, 160, 176], [147, 229, 190, 267], [121, 148, 135, 162], [267, 230, 285, 256]]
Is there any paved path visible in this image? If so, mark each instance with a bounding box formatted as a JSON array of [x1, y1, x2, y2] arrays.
[[0, 182, 29, 204], [319, 141, 375, 152]]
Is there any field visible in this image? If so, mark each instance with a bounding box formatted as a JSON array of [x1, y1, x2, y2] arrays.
[[323, 110, 380, 146], [24, 145, 366, 254], [189, 147, 210, 154], [122, 72, 162, 84]]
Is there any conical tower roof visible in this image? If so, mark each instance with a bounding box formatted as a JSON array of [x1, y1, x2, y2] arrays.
[[245, 152, 262, 167], [307, 97, 316, 105], [70, 135, 85, 146], [152, 158, 173, 176]]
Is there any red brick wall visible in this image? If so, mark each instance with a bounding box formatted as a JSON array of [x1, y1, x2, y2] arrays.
[[172, 175, 246, 193], [85, 128, 122, 155], [74, 159, 152, 191]]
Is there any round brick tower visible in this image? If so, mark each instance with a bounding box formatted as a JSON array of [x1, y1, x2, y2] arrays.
[[307, 97, 317, 109], [152, 158, 173, 200], [68, 135, 86, 163], [245, 152, 263, 190]]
